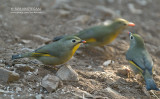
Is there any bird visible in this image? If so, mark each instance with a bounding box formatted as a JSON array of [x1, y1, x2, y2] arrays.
[[50, 18, 135, 47], [12, 36, 86, 66], [126, 32, 159, 91]]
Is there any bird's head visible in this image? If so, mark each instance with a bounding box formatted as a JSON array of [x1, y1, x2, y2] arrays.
[[128, 32, 145, 49], [112, 18, 135, 30], [60, 36, 86, 48]]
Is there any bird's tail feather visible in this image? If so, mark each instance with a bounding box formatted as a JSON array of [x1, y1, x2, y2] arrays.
[[12, 52, 32, 60], [143, 69, 159, 91], [145, 78, 160, 91], [12, 54, 22, 60]]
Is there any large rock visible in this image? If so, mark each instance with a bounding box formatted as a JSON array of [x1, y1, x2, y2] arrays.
[[56, 65, 79, 81], [0, 68, 20, 83], [41, 74, 60, 92]]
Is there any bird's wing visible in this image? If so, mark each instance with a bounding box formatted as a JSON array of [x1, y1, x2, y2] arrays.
[[128, 59, 145, 73], [126, 52, 146, 73], [126, 50, 153, 74], [76, 26, 106, 42], [76, 28, 96, 41], [32, 43, 58, 57], [143, 51, 153, 73]]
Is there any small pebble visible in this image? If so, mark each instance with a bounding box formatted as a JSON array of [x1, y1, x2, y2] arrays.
[[103, 60, 112, 66]]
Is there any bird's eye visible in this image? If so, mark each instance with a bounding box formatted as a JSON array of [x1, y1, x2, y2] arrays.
[[72, 39, 76, 43], [123, 23, 127, 26], [130, 36, 134, 40]]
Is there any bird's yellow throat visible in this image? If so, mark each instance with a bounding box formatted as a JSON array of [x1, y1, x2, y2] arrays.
[[72, 43, 81, 55]]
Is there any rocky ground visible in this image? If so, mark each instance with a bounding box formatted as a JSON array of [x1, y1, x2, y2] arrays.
[[0, 0, 160, 98]]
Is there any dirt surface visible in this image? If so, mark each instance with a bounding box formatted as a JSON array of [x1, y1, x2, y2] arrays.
[[0, 0, 160, 98]]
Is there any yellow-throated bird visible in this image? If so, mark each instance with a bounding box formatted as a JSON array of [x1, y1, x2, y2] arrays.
[[12, 36, 86, 66], [51, 18, 135, 47], [126, 32, 159, 91]]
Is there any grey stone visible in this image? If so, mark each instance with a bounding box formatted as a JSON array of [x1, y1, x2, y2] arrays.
[[103, 60, 112, 67], [56, 65, 79, 81], [0, 68, 20, 83], [41, 74, 60, 92]]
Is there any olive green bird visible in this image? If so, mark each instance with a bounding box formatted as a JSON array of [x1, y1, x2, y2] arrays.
[[126, 32, 159, 91], [51, 18, 135, 47], [12, 36, 86, 66]]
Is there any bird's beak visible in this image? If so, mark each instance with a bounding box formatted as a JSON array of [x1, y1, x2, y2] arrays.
[[128, 22, 135, 26], [79, 40, 86, 43]]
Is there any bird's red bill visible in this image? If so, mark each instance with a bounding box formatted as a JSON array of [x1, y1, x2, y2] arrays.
[[128, 22, 135, 26], [82, 40, 86, 43]]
